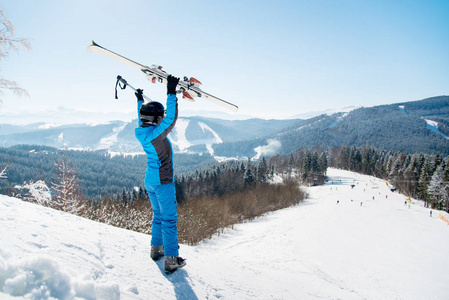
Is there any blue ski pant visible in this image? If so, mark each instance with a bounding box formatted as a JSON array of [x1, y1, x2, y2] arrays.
[[145, 183, 179, 257]]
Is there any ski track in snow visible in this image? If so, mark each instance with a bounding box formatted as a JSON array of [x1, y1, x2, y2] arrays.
[[398, 105, 408, 115], [328, 112, 349, 128], [397, 106, 448, 140], [170, 118, 191, 152], [170, 119, 222, 155], [197, 121, 222, 156], [1, 168, 449, 299], [425, 119, 449, 140], [98, 123, 127, 149]]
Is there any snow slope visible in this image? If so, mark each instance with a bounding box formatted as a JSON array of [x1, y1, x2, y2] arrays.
[[425, 119, 449, 140], [1, 168, 449, 299]]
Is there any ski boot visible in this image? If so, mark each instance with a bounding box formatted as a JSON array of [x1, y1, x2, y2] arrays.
[[165, 256, 186, 273], [150, 245, 164, 261]]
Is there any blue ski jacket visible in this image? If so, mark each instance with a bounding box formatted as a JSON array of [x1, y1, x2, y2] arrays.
[[135, 94, 178, 186]]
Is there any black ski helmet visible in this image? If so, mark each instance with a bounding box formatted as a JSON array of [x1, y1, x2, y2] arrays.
[[139, 101, 165, 124]]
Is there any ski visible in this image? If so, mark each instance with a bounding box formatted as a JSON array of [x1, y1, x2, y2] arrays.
[[87, 41, 238, 112]]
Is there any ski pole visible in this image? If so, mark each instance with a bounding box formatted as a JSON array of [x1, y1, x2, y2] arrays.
[[115, 75, 153, 102]]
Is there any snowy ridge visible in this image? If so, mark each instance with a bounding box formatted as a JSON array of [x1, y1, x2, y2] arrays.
[[1, 168, 449, 299], [37, 123, 60, 130]]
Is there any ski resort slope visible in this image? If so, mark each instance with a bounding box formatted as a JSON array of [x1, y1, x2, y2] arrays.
[[1, 168, 449, 299]]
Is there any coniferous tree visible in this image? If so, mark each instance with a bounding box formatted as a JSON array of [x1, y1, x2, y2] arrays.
[[301, 150, 311, 183], [417, 159, 431, 205], [404, 154, 420, 196], [349, 147, 357, 171], [287, 153, 295, 180], [385, 154, 395, 177], [121, 188, 128, 205], [244, 157, 254, 187], [430, 152, 442, 174], [389, 155, 403, 188], [257, 156, 268, 184], [311, 151, 320, 175], [428, 163, 446, 209], [340, 146, 350, 170], [132, 188, 138, 203], [443, 157, 449, 212], [319, 152, 328, 180], [138, 186, 147, 201]]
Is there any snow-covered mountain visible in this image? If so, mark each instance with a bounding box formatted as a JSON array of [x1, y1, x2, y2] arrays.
[[0, 107, 136, 127], [2, 96, 449, 158], [212, 95, 449, 157], [1, 168, 448, 299], [0, 117, 301, 156]]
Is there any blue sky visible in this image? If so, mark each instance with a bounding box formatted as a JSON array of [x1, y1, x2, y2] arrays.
[[1, 0, 448, 122]]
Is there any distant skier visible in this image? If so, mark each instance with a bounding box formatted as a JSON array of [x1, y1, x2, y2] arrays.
[[135, 75, 186, 273]]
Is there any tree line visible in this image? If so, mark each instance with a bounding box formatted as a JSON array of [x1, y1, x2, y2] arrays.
[[0, 145, 216, 198]]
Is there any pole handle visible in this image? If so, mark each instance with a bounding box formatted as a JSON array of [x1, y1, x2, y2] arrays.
[[115, 75, 152, 102]]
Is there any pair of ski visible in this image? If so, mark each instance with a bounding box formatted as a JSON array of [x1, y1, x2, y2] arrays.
[[87, 41, 238, 112]]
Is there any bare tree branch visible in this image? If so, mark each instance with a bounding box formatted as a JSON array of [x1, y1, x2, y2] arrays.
[[0, 78, 29, 96], [0, 8, 31, 58], [0, 7, 31, 104]]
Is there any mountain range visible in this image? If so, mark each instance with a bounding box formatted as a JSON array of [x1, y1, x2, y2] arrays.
[[1, 95, 448, 157], [213, 95, 449, 157], [0, 117, 301, 155]]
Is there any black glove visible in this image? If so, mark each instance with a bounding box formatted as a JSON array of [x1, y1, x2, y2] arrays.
[[135, 89, 144, 101], [167, 75, 179, 95]]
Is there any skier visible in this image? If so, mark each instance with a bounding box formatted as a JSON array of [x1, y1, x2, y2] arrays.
[[135, 75, 186, 273]]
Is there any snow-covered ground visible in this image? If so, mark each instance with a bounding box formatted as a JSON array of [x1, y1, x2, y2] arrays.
[[1, 168, 449, 299]]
